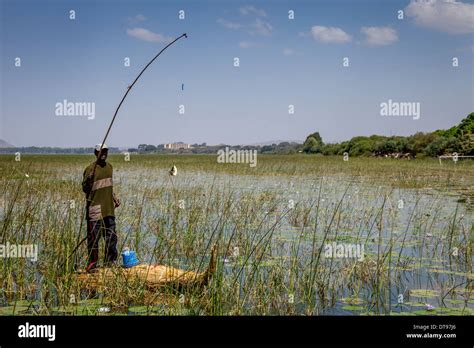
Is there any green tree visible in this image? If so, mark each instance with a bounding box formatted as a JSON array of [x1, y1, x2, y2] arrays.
[[424, 137, 448, 156], [303, 132, 324, 153]]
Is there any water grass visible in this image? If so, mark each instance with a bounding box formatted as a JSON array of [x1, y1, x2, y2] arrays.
[[0, 154, 472, 315]]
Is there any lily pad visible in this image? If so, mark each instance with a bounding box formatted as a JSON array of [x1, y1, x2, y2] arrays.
[[0, 305, 30, 315], [403, 301, 426, 307], [128, 305, 150, 314], [442, 307, 474, 315], [445, 299, 466, 305], [409, 289, 440, 298], [340, 297, 364, 305], [412, 309, 438, 315]]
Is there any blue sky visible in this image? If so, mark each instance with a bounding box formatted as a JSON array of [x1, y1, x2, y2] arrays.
[[0, 0, 473, 147]]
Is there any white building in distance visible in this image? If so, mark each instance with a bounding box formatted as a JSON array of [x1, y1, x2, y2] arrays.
[[164, 142, 191, 150]]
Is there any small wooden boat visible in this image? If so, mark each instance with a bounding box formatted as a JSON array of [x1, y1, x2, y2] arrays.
[[75, 245, 217, 290]]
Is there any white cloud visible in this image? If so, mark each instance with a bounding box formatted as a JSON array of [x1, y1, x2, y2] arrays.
[[361, 26, 398, 46], [126, 28, 172, 43], [218, 12, 272, 37], [250, 18, 273, 36], [310, 26, 351, 43], [405, 0, 474, 34], [239, 5, 267, 17], [217, 18, 243, 30]]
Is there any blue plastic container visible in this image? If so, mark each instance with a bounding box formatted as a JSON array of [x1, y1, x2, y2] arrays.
[[121, 249, 140, 268]]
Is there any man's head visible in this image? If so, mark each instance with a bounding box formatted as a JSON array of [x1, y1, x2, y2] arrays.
[[94, 143, 108, 162]]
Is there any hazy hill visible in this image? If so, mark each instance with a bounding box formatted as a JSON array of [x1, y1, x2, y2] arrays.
[[0, 139, 13, 148]]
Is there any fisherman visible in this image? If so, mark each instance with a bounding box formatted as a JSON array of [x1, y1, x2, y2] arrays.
[[82, 144, 120, 272]]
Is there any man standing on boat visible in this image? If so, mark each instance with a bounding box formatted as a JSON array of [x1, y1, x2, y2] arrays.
[[82, 144, 120, 272]]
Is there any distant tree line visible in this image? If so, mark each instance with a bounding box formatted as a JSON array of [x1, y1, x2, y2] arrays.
[[302, 112, 473, 157], [1, 113, 471, 157]]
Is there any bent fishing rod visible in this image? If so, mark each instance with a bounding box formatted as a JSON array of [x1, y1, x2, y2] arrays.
[[63, 33, 188, 269]]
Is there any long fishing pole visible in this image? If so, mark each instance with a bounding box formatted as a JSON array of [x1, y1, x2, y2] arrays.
[[63, 33, 188, 269]]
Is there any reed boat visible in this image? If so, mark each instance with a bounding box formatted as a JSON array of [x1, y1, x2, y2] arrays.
[[75, 245, 217, 290]]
